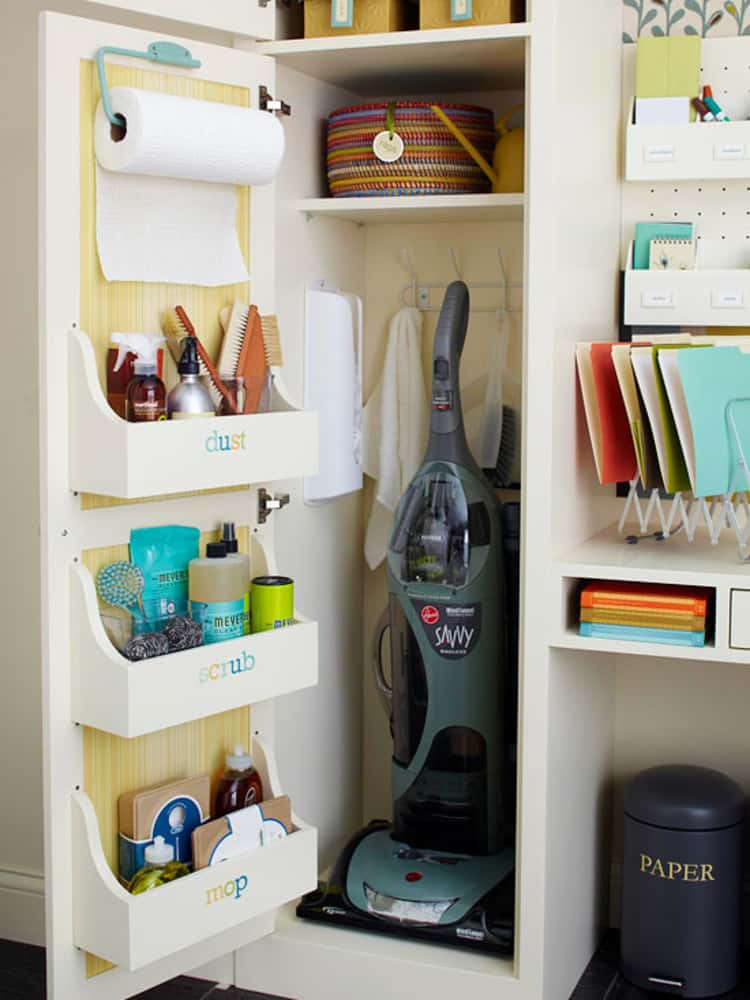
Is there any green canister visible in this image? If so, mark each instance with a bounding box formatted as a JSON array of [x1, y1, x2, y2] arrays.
[[251, 576, 294, 633]]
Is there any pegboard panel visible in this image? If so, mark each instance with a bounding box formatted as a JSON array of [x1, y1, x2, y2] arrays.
[[622, 38, 750, 260]]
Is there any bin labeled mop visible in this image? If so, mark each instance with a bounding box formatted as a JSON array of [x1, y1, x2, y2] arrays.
[[620, 765, 745, 998]]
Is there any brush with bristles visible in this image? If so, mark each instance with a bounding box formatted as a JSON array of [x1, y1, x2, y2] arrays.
[[217, 300, 251, 376], [260, 315, 284, 368], [220, 305, 283, 369], [161, 305, 237, 414], [217, 301, 267, 414]]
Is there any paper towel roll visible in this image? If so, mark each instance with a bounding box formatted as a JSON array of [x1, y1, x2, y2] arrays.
[[95, 87, 285, 186]]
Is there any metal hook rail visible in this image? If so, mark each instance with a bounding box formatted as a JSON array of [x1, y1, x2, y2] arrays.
[[398, 246, 523, 315]]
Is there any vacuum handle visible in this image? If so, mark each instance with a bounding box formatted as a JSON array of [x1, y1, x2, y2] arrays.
[[372, 606, 392, 717]]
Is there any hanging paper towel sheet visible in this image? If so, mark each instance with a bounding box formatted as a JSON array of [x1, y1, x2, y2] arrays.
[[94, 87, 285, 286]]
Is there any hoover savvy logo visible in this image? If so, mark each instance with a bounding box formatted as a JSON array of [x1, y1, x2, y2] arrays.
[[205, 429, 247, 453], [413, 600, 482, 659], [199, 649, 255, 683], [205, 874, 249, 905]]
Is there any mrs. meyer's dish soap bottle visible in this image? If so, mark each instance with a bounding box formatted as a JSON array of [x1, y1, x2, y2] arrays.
[[188, 542, 250, 645]]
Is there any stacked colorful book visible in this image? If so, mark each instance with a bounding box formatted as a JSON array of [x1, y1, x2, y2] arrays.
[[579, 581, 711, 647]]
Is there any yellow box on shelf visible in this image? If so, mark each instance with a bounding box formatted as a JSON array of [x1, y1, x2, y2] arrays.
[[420, 0, 523, 31], [304, 0, 407, 37]]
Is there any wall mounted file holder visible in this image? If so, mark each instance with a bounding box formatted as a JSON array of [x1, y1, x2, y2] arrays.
[[625, 98, 750, 183], [71, 564, 319, 738], [623, 240, 750, 327], [96, 41, 201, 127], [69, 330, 318, 497], [72, 739, 317, 971]]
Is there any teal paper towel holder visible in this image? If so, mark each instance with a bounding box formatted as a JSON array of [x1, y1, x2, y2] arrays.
[[96, 41, 202, 129]]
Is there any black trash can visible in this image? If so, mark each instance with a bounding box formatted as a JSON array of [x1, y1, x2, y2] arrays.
[[620, 765, 745, 998]]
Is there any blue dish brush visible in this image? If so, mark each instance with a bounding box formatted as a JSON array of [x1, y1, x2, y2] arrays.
[[97, 561, 147, 624]]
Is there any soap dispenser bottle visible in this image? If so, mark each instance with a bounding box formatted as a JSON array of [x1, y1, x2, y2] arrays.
[[128, 836, 189, 895], [214, 745, 264, 818], [168, 338, 216, 419]]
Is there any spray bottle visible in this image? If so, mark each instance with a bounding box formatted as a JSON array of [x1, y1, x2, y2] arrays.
[[124, 334, 166, 423], [107, 333, 165, 420]]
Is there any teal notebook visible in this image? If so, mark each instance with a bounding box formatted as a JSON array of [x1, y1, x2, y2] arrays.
[[633, 222, 693, 270], [677, 345, 750, 497], [580, 622, 705, 647]]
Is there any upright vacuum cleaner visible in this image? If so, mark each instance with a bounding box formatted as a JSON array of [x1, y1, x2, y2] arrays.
[[298, 281, 517, 955]]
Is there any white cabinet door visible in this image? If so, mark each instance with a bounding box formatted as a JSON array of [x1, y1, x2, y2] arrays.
[[39, 12, 286, 999], [82, 0, 277, 40]]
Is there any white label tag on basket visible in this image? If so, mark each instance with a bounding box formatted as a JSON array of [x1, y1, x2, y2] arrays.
[[373, 131, 404, 163], [451, 0, 472, 19], [331, 0, 353, 27]]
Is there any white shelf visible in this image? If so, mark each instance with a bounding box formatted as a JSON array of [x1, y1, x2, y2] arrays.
[[552, 523, 750, 664], [257, 23, 529, 95], [72, 741, 317, 972], [556, 523, 750, 588], [297, 194, 525, 225], [70, 564, 318, 739], [68, 329, 319, 498], [238, 900, 518, 1000], [551, 628, 722, 663]]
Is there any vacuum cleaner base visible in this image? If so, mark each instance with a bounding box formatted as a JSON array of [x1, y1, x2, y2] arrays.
[[296, 821, 515, 957]]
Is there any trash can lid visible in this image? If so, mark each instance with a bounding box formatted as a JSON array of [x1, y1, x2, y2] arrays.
[[625, 765, 745, 831]]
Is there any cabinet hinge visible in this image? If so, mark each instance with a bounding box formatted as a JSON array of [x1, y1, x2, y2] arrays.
[[258, 487, 291, 524], [259, 85, 292, 116]]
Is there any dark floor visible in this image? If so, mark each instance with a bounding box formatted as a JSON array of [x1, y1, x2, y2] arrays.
[[571, 931, 750, 999], [0, 938, 277, 999]]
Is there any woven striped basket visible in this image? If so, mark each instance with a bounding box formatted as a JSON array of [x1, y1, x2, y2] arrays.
[[326, 101, 495, 198]]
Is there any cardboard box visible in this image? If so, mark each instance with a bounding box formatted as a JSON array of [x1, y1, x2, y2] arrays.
[[304, 0, 408, 38], [192, 795, 293, 870], [420, 0, 524, 31], [118, 774, 211, 884]]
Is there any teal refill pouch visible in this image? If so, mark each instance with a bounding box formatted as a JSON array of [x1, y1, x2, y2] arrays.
[[130, 525, 200, 630]]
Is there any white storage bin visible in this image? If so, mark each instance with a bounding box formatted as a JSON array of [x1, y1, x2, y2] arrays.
[[70, 564, 318, 738], [624, 239, 750, 326], [72, 740, 318, 971], [69, 330, 319, 498], [625, 99, 750, 182]]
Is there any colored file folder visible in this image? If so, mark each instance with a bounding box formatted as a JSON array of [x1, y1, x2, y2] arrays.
[[631, 346, 691, 493], [576, 342, 638, 485], [678, 345, 750, 497], [612, 343, 661, 490]]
